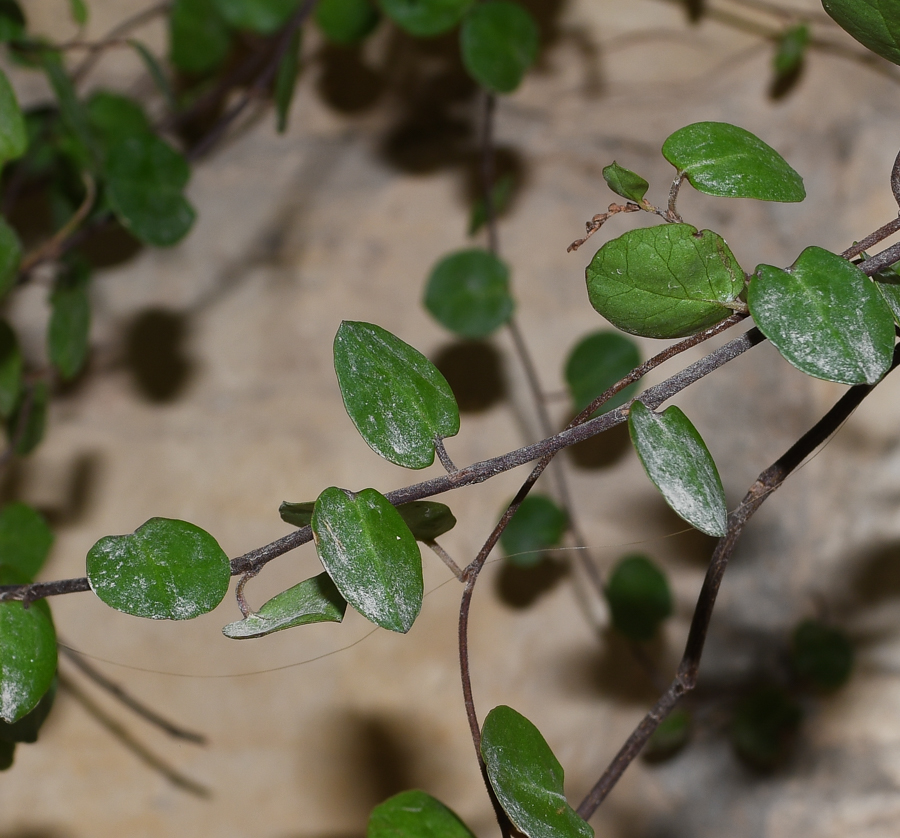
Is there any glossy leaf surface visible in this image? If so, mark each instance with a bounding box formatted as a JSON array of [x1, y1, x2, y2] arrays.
[[628, 400, 727, 537], [482, 705, 593, 838], [602, 161, 649, 204], [460, 1, 539, 93], [316, 0, 379, 43], [662, 122, 805, 202], [605, 554, 672, 641], [48, 264, 90, 380], [334, 321, 459, 469], [565, 330, 640, 415], [87, 518, 231, 620], [396, 501, 456, 541], [222, 572, 346, 639], [749, 246, 894, 385], [0, 68, 26, 168], [0, 503, 53, 580], [0, 218, 21, 301], [214, 0, 299, 33], [586, 224, 743, 339], [790, 619, 853, 691], [105, 134, 196, 246], [0, 676, 55, 743], [279, 500, 315, 527], [0, 320, 21, 417], [731, 686, 802, 770], [368, 789, 477, 838], [379, 0, 472, 36], [424, 248, 514, 338], [500, 495, 567, 567], [312, 487, 423, 633], [823, 0, 900, 66], [170, 0, 231, 73]]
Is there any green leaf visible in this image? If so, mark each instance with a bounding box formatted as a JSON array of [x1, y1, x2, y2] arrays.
[[460, 1, 539, 94], [368, 789, 477, 838], [468, 172, 514, 236], [87, 91, 151, 150], [0, 320, 22, 418], [86, 518, 231, 620], [333, 321, 460, 469], [378, 0, 473, 36], [586, 224, 744, 339], [48, 261, 91, 380], [730, 686, 802, 770], [8, 380, 48, 457], [790, 619, 853, 691], [565, 331, 640, 416], [481, 705, 594, 838], [0, 503, 53, 580], [0, 218, 20, 302], [662, 122, 805, 202], [312, 487, 423, 633], [170, 0, 232, 74], [316, 0, 380, 44], [823, 0, 900, 66], [642, 707, 691, 762], [274, 29, 301, 133], [40, 50, 96, 169], [0, 676, 55, 743], [500, 495, 567, 568], [0, 69, 26, 169], [628, 400, 727, 537], [222, 572, 346, 638], [605, 554, 673, 641], [105, 134, 196, 246], [279, 500, 315, 527], [68, 0, 88, 25], [0, 569, 56, 724], [396, 500, 456, 541], [424, 249, 514, 338], [748, 246, 895, 385], [602, 161, 649, 204], [213, 0, 299, 33], [128, 41, 177, 113], [774, 23, 809, 78], [0, 2, 26, 42]]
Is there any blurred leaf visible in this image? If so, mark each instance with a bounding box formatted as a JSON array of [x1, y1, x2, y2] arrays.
[[170, 0, 232, 73], [790, 619, 853, 691], [222, 572, 346, 638], [730, 686, 802, 770], [87, 518, 231, 620], [629, 401, 727, 537], [0, 68, 26, 169], [68, 0, 88, 25], [481, 705, 594, 838], [105, 133, 196, 246], [87, 91, 151, 150], [749, 246, 894, 385], [468, 172, 514, 236], [274, 29, 301, 133], [8, 380, 48, 457], [379, 0, 473, 37], [500, 495, 567, 567], [316, 0, 379, 43], [40, 50, 96, 169], [213, 0, 300, 33], [460, 1, 539, 94], [605, 554, 672, 641], [662, 122, 805, 202], [602, 161, 649, 204], [48, 260, 91, 380], [565, 331, 640, 416], [0, 675, 55, 743], [424, 248, 514, 338], [0, 2, 25, 42], [279, 500, 315, 527], [0, 218, 21, 302], [874, 261, 900, 325], [0, 320, 21, 418], [312, 486, 423, 633], [128, 40, 177, 112], [334, 321, 460, 469], [397, 500, 456, 541], [773, 23, 809, 78], [823, 0, 900, 66], [642, 707, 691, 762], [585, 224, 744, 339], [0, 503, 53, 580], [368, 789, 477, 838]]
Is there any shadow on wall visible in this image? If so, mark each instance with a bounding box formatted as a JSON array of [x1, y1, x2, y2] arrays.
[[123, 308, 194, 403]]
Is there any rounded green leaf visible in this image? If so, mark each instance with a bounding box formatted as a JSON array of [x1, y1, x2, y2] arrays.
[[662, 122, 805, 202], [334, 321, 460, 469], [642, 707, 691, 762], [500, 494, 567, 568], [586, 224, 744, 339], [790, 619, 853, 691], [0, 676, 55, 743], [87, 91, 151, 150], [748, 246, 895, 385], [368, 789, 477, 838], [48, 265, 91, 380], [565, 330, 640, 416], [605, 554, 672, 641], [378, 0, 473, 37], [481, 705, 594, 838], [0, 503, 53, 580], [823, 0, 900, 66], [0, 217, 22, 301], [87, 518, 231, 620], [602, 161, 649, 204], [0, 320, 22, 418], [213, 0, 299, 33], [424, 249, 514, 338], [460, 1, 539, 94], [774, 24, 809, 78], [279, 500, 315, 528], [170, 0, 232, 74], [312, 487, 423, 633], [730, 686, 802, 770], [0, 68, 26, 168], [316, 0, 380, 44], [222, 572, 346, 639], [396, 500, 456, 541], [628, 400, 727, 537], [105, 134, 196, 247]]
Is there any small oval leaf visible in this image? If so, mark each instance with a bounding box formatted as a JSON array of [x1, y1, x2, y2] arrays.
[[460, 1, 539, 94], [481, 705, 594, 838], [586, 224, 744, 339], [0, 676, 56, 744], [774, 23, 809, 78], [279, 500, 315, 528], [790, 619, 853, 692], [396, 501, 456, 541], [565, 330, 640, 416], [605, 554, 673, 641], [316, 0, 379, 43], [602, 161, 649, 204], [213, 0, 298, 33], [379, 0, 473, 37], [662, 122, 805, 202], [87, 518, 231, 620], [368, 789, 477, 838], [749, 246, 895, 385], [823, 0, 900, 66], [48, 261, 91, 380], [170, 0, 232, 74], [500, 495, 567, 567], [334, 321, 460, 469], [312, 487, 423, 633], [628, 400, 727, 537], [222, 572, 346, 639], [0, 503, 53, 580], [730, 686, 802, 770]]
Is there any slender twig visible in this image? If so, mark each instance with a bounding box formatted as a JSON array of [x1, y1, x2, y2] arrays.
[[857, 239, 900, 275], [841, 215, 900, 262], [434, 437, 458, 474], [667, 173, 685, 222], [576, 344, 900, 819], [425, 540, 464, 581]]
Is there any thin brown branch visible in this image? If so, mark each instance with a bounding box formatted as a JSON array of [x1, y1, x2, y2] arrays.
[[841, 215, 900, 262]]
